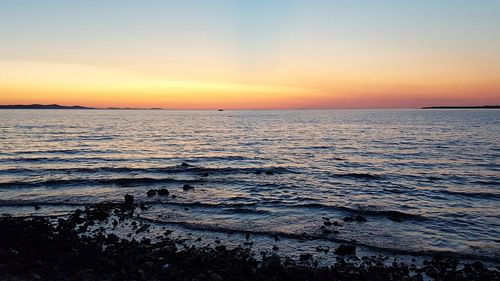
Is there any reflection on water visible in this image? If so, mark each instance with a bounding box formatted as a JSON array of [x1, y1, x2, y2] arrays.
[[0, 109, 499, 261]]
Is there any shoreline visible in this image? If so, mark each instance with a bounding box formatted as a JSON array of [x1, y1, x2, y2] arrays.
[[1, 200, 498, 281], [1, 199, 498, 265]]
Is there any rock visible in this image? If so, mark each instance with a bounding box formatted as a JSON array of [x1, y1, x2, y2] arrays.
[[210, 273, 222, 281], [138, 269, 146, 281], [265, 255, 281, 268], [323, 221, 333, 226], [322, 229, 333, 235], [161, 263, 171, 271], [171, 195, 177, 199], [157, 189, 169, 196], [182, 184, 194, 191], [92, 206, 110, 221], [343, 216, 354, 222], [202, 172, 209, 177], [180, 162, 190, 167], [136, 224, 150, 234], [255, 170, 262, 175], [34, 204, 41, 210], [105, 234, 119, 244], [335, 245, 356, 255], [300, 253, 313, 261], [124, 194, 134, 205], [146, 189, 157, 197], [265, 171, 274, 175]]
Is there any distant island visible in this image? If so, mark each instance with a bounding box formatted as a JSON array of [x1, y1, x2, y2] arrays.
[[0, 104, 164, 110], [422, 105, 499, 109], [0, 104, 94, 110]]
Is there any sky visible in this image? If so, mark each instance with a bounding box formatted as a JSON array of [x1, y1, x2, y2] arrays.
[[0, 0, 499, 109]]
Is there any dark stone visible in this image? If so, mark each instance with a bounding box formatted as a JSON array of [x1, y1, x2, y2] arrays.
[[146, 189, 157, 197], [322, 229, 333, 235], [264, 255, 281, 268], [335, 245, 356, 255], [182, 184, 194, 191], [180, 162, 190, 167], [265, 171, 274, 175], [92, 206, 110, 221], [343, 216, 354, 222], [124, 194, 134, 205], [1, 206, 498, 281], [105, 234, 119, 244], [299, 253, 313, 261], [136, 224, 150, 234], [157, 189, 169, 196], [202, 172, 209, 177], [34, 205, 41, 210]]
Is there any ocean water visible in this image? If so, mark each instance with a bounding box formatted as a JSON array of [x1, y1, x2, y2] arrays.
[[0, 109, 499, 261]]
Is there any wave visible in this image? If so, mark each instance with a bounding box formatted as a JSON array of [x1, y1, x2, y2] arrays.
[[136, 216, 499, 262], [437, 189, 500, 200], [0, 201, 88, 207], [223, 207, 270, 215], [330, 172, 383, 180], [293, 203, 426, 221], [4, 149, 119, 155], [151, 201, 258, 209], [472, 180, 500, 186], [0, 156, 120, 163], [0, 200, 259, 211], [0, 177, 202, 189], [0, 165, 298, 176]]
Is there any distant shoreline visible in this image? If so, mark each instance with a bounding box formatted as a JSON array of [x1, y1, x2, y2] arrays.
[[0, 104, 163, 110], [1, 104, 499, 110], [422, 105, 500, 109]]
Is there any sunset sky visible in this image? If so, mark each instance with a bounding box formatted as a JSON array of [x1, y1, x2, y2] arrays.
[[1, 0, 499, 109]]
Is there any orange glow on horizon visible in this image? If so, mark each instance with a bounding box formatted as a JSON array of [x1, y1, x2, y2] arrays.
[[0, 60, 499, 109]]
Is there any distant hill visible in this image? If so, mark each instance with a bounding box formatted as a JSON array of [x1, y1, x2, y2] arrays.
[[422, 105, 499, 109], [0, 104, 165, 110], [0, 104, 94, 109]]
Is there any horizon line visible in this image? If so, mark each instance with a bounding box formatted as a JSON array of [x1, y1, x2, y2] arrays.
[[1, 103, 499, 111]]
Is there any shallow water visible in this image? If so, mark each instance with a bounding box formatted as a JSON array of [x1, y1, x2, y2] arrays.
[[0, 109, 499, 261]]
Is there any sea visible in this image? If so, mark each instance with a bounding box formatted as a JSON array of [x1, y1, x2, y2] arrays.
[[0, 109, 499, 263]]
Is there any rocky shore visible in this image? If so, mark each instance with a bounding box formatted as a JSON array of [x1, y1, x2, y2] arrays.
[[0, 198, 498, 281]]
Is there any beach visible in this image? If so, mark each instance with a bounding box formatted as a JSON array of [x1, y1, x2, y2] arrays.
[[1, 199, 498, 281]]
